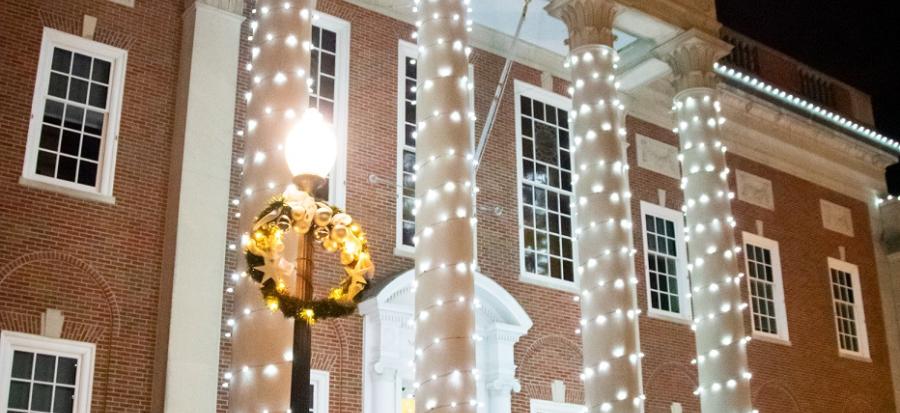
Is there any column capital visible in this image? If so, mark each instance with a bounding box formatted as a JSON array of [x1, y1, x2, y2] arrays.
[[545, 0, 620, 49], [654, 28, 732, 91], [185, 0, 244, 16]]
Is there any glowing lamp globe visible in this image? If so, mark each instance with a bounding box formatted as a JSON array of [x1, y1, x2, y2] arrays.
[[285, 109, 337, 178]]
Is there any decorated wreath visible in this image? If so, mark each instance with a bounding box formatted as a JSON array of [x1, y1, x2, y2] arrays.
[[244, 186, 373, 324]]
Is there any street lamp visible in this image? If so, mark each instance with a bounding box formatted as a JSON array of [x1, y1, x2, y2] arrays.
[[284, 108, 337, 413]]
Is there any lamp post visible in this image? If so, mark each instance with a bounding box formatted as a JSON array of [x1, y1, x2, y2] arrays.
[[284, 109, 338, 413]]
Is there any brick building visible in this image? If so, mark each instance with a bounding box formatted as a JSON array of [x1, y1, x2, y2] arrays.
[[1, 0, 899, 413]]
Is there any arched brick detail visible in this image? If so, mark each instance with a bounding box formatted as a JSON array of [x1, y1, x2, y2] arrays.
[[751, 380, 801, 413], [519, 334, 584, 403], [0, 250, 122, 336], [0, 311, 41, 335], [643, 361, 698, 413]]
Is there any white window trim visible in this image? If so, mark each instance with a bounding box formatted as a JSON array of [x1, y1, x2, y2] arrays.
[[640, 201, 692, 323], [21, 28, 127, 204], [0, 331, 96, 413], [827, 257, 871, 361], [313, 12, 351, 209], [742, 232, 790, 344], [514, 80, 577, 293], [530, 399, 584, 413], [394, 40, 476, 259], [310, 369, 330, 413]]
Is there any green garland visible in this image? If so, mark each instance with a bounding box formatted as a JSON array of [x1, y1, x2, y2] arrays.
[[243, 193, 373, 324]]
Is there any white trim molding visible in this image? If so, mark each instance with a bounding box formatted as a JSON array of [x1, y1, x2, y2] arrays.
[[0, 331, 96, 413], [310, 369, 330, 413], [530, 398, 585, 413], [742, 232, 790, 344], [22, 28, 128, 203]]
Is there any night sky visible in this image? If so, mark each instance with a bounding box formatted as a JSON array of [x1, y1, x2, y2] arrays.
[[716, 0, 900, 146]]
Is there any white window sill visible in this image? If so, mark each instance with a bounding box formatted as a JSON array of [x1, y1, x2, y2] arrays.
[[751, 331, 791, 346], [520, 273, 578, 293], [647, 309, 692, 325], [838, 350, 871, 363], [393, 245, 415, 259], [20, 175, 116, 205]]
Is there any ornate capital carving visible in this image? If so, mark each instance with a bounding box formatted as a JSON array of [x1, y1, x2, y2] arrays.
[[655, 28, 732, 91], [546, 0, 620, 49]]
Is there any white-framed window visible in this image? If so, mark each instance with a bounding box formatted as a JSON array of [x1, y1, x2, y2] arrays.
[[394, 40, 475, 256], [396, 40, 419, 252], [640, 201, 691, 322], [742, 232, 790, 343], [827, 257, 870, 360], [309, 369, 330, 413], [530, 399, 584, 413], [21, 28, 127, 203], [514, 80, 576, 292], [0, 331, 96, 413], [308, 13, 350, 207]]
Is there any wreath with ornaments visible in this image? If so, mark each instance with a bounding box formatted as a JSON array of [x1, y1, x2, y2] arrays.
[[244, 186, 373, 324]]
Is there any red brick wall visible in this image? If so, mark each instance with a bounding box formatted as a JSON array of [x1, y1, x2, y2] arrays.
[[0, 0, 182, 412]]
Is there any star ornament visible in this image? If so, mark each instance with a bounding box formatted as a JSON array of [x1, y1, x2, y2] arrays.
[[257, 257, 296, 285]]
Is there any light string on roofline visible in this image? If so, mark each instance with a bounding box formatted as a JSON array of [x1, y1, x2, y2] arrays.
[[713, 62, 900, 153], [672, 87, 755, 410], [565, 43, 645, 412]]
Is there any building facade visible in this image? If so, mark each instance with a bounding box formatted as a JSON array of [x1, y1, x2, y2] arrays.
[[1, 0, 899, 413]]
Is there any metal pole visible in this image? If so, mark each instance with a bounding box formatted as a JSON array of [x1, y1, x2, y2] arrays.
[[290, 175, 322, 413]]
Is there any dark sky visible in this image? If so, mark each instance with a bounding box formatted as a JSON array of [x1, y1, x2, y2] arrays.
[[716, 0, 900, 142]]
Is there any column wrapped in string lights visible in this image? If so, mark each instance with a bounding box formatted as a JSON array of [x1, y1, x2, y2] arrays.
[[230, 1, 317, 411], [412, 0, 480, 411], [656, 29, 754, 412], [546, 1, 644, 412]]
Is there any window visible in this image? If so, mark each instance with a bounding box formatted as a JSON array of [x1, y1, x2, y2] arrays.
[[396, 40, 419, 250], [515, 81, 575, 290], [640, 201, 691, 321], [394, 40, 475, 255], [0, 331, 95, 413], [742, 232, 789, 343], [308, 14, 350, 206], [827, 258, 870, 359], [309, 369, 329, 413], [21, 28, 127, 202]]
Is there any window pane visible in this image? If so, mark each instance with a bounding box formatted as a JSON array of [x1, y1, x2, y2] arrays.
[[60, 130, 81, 156], [56, 357, 78, 385], [36, 151, 57, 177], [43, 100, 64, 125], [40, 125, 61, 150], [77, 161, 98, 186], [72, 54, 92, 78], [92, 58, 111, 83], [34, 354, 56, 382], [534, 123, 558, 165], [321, 29, 337, 52], [8, 380, 30, 409], [48, 73, 68, 98], [52, 48, 72, 73], [53, 386, 74, 413], [84, 110, 104, 137], [64, 105, 84, 131], [12, 351, 34, 379], [31, 383, 53, 411], [57, 156, 78, 182], [88, 84, 108, 109], [68, 78, 88, 103]]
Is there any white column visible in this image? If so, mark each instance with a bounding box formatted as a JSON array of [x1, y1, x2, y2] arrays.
[[157, 1, 243, 412], [484, 324, 524, 413], [657, 29, 753, 412], [874, 196, 900, 410], [546, 1, 644, 411], [413, 0, 479, 411], [230, 1, 317, 412]]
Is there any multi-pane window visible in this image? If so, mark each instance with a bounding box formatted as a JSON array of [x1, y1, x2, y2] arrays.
[[308, 23, 340, 201], [742, 232, 789, 342], [1, 332, 95, 413], [309, 370, 329, 413], [640, 202, 690, 320], [516, 83, 575, 286], [828, 258, 869, 358], [397, 42, 418, 248], [23, 29, 126, 199]]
